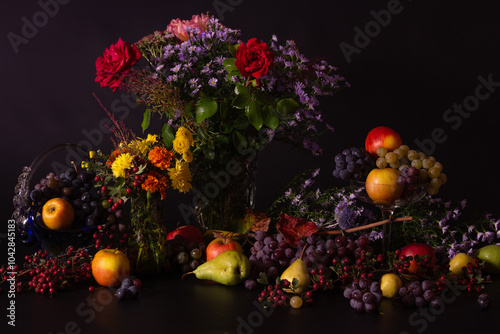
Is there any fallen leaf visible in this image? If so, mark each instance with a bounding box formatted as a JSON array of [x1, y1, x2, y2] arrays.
[[276, 212, 318, 248]]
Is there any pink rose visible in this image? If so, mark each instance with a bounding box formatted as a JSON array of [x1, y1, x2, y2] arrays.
[[235, 38, 275, 79], [167, 13, 211, 42], [95, 38, 142, 93]]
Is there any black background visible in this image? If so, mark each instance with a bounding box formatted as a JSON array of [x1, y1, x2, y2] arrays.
[[1, 0, 500, 332]]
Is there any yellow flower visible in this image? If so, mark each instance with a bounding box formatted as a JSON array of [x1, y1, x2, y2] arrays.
[[176, 127, 194, 146], [81, 161, 89, 169], [145, 134, 158, 143], [89, 151, 96, 159], [182, 150, 193, 163], [111, 153, 134, 178], [173, 136, 191, 155], [168, 160, 192, 194]]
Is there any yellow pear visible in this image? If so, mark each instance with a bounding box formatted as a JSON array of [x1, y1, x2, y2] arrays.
[[280, 249, 310, 294]]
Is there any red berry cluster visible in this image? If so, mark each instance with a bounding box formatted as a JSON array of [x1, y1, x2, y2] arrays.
[[0, 247, 93, 295], [257, 279, 313, 308], [447, 257, 487, 293], [93, 223, 130, 251], [310, 266, 335, 291]]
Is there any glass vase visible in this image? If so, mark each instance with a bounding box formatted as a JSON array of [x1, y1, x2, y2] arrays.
[[128, 193, 168, 273], [189, 153, 257, 231]]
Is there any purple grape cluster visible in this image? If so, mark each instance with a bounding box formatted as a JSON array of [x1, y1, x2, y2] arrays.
[[398, 280, 443, 309], [343, 279, 382, 313], [398, 167, 420, 186], [30, 169, 109, 228], [333, 147, 375, 181]]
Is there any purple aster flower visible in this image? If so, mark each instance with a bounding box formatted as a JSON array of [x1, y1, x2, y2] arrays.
[[208, 77, 218, 87]]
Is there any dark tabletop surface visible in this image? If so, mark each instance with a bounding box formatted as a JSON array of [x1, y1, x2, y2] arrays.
[[2, 270, 498, 334]]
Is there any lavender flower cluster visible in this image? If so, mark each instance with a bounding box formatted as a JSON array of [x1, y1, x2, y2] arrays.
[[137, 16, 348, 156], [268, 169, 377, 233], [396, 197, 500, 263]]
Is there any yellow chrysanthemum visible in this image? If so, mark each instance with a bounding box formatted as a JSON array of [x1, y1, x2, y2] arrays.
[[129, 139, 149, 156], [182, 150, 193, 163], [173, 136, 191, 155], [176, 127, 194, 146], [168, 160, 192, 194], [111, 153, 134, 178], [148, 146, 175, 170]]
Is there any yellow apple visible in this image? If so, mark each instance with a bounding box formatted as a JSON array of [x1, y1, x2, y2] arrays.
[[91, 249, 131, 287], [42, 198, 74, 230], [365, 168, 403, 204]]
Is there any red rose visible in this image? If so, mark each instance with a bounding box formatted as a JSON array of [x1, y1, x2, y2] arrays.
[[235, 38, 275, 79], [95, 38, 142, 92]]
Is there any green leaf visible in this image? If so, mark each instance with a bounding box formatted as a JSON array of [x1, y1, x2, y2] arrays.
[[162, 124, 175, 147], [232, 91, 251, 109], [233, 115, 250, 130], [223, 58, 237, 72], [276, 98, 300, 115], [233, 131, 247, 151], [257, 271, 269, 285], [228, 43, 240, 57], [141, 109, 151, 133], [202, 146, 215, 160], [234, 83, 247, 95], [252, 89, 273, 105], [219, 101, 229, 119], [245, 100, 263, 131], [226, 70, 241, 81], [195, 98, 218, 123], [263, 106, 280, 129], [221, 120, 233, 134]]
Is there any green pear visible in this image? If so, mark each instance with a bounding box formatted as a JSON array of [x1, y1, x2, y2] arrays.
[[184, 250, 250, 286], [475, 245, 500, 274], [280, 257, 310, 294]]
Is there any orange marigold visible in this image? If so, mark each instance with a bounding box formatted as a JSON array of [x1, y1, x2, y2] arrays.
[[141, 171, 169, 199], [148, 146, 175, 170], [106, 149, 122, 168]]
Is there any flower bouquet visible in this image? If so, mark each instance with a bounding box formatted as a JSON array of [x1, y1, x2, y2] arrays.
[[85, 112, 194, 273], [94, 13, 348, 231]]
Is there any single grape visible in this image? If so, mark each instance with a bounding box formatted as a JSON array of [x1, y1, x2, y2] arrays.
[[284, 248, 295, 259], [415, 296, 426, 307], [132, 278, 142, 288], [189, 259, 200, 270], [438, 173, 447, 185], [254, 231, 266, 241], [399, 144, 410, 153], [339, 169, 350, 180], [422, 158, 434, 169], [430, 297, 443, 309], [362, 292, 374, 304], [376, 147, 388, 157], [419, 169, 429, 181], [190, 248, 202, 260], [352, 289, 363, 301], [244, 279, 257, 291], [176, 252, 189, 264], [263, 236, 274, 245], [428, 167, 441, 179], [477, 293, 491, 310], [356, 236, 369, 249], [376, 157, 387, 169], [127, 285, 140, 299], [335, 235, 347, 247], [116, 288, 128, 301], [399, 286, 408, 297], [351, 299, 364, 312], [421, 280, 432, 291], [433, 161, 443, 172], [423, 289, 435, 302], [370, 281, 380, 293], [344, 287, 353, 299], [273, 249, 285, 261], [407, 150, 418, 161], [254, 240, 264, 251], [364, 302, 376, 313], [121, 278, 134, 289], [290, 296, 303, 308], [385, 152, 397, 164]]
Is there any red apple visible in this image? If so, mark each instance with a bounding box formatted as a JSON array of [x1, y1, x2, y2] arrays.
[[365, 168, 403, 204], [91, 249, 131, 287], [167, 225, 204, 243], [400, 243, 436, 275], [206, 238, 243, 261], [365, 126, 403, 158]]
